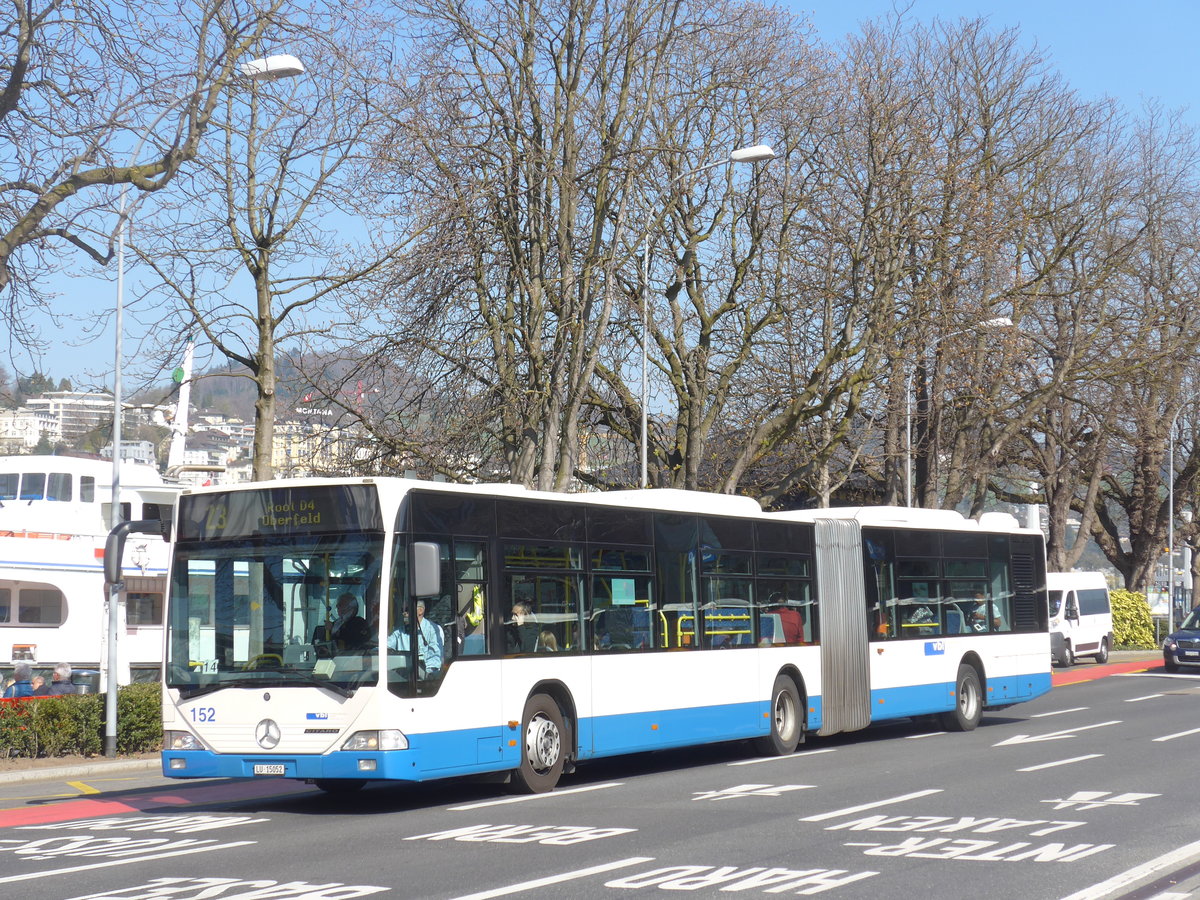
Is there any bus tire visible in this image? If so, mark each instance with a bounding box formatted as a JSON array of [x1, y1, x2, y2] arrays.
[[940, 664, 982, 732], [753, 674, 802, 756], [1095, 637, 1109, 664], [313, 779, 366, 793], [511, 693, 566, 794]]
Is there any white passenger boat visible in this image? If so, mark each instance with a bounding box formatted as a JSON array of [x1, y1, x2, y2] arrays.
[[0, 454, 180, 687]]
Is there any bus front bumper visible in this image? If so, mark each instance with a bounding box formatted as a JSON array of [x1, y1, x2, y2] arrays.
[[161, 749, 420, 782]]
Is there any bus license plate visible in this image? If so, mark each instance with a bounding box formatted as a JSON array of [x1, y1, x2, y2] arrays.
[[253, 764, 286, 776]]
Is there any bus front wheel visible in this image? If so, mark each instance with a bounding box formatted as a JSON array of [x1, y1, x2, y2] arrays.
[[511, 693, 567, 794], [940, 664, 982, 732], [753, 674, 802, 756]]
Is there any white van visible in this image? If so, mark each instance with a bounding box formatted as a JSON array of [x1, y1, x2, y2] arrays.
[[1047, 571, 1113, 666]]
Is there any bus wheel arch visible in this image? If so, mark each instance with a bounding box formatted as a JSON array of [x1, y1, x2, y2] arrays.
[[511, 682, 575, 794], [753, 668, 806, 756]]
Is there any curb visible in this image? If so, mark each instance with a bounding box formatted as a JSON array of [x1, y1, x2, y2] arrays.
[[0, 757, 160, 785]]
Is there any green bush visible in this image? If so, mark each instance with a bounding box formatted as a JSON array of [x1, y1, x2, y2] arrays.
[[0, 682, 161, 759], [117, 682, 163, 753], [1112, 589, 1156, 649], [30, 695, 103, 757]]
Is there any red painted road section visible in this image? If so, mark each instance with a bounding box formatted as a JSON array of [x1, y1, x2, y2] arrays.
[[0, 778, 313, 829], [1052, 658, 1162, 687]]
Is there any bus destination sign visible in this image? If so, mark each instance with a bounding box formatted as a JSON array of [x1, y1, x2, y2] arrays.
[[177, 484, 383, 541]]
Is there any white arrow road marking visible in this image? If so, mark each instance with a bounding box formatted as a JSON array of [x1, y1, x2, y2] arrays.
[[993, 720, 1121, 747]]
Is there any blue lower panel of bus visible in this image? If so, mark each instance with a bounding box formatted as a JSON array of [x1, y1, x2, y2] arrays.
[[578, 700, 768, 761], [161, 738, 513, 782], [868, 670, 1052, 722]]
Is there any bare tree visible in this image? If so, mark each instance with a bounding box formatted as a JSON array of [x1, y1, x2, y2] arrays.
[[365, 0, 703, 490], [0, 0, 290, 350], [1086, 108, 1200, 590], [132, 3, 394, 478]]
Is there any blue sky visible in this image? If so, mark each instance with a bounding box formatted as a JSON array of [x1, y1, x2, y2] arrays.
[[7, 0, 1198, 390], [800, 0, 1197, 119]]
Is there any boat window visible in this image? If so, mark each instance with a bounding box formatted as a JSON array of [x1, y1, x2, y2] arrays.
[[14, 587, 64, 625], [19, 473, 45, 500], [80, 477, 95, 502], [0, 588, 9, 622], [0, 474, 16, 500], [47, 473, 72, 501], [127, 592, 163, 626]]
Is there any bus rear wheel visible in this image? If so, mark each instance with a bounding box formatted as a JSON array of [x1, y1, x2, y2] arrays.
[[940, 664, 982, 732], [511, 693, 567, 794], [753, 674, 802, 756]]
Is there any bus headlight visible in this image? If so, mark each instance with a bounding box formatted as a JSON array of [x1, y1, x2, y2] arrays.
[[164, 731, 205, 751], [341, 730, 408, 751]]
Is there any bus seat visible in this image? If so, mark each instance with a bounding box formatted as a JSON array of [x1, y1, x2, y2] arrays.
[[945, 608, 965, 634], [462, 633, 485, 655]]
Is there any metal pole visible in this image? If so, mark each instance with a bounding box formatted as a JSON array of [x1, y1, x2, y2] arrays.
[[105, 189, 129, 757], [904, 366, 913, 507], [1169, 408, 1180, 636], [640, 236, 649, 489]]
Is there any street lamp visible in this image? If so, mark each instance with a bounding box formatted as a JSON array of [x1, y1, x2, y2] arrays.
[[904, 315, 1013, 507], [105, 54, 304, 757], [1168, 406, 1182, 635], [639, 143, 776, 488]]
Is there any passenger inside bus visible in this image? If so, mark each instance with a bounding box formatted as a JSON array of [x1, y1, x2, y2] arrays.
[[506, 601, 540, 653], [387, 600, 444, 675], [766, 591, 805, 644]]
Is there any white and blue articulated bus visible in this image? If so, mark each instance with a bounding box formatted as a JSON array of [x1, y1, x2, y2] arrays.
[[159, 479, 1051, 793]]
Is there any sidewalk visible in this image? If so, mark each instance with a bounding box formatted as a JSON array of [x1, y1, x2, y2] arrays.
[[0, 756, 161, 786]]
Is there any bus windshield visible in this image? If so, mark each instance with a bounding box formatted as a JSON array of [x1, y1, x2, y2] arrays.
[[166, 532, 384, 696]]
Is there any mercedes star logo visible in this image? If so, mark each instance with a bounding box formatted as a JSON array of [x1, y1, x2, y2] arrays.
[[255, 718, 281, 750]]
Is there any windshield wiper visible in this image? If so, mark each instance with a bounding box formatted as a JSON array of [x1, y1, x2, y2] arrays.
[[176, 677, 261, 700], [174, 672, 362, 699], [286, 672, 357, 698]]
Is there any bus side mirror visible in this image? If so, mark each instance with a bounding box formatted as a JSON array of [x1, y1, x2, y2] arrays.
[[411, 541, 441, 598], [104, 520, 168, 585]]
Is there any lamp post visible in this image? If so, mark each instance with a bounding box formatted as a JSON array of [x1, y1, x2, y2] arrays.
[[904, 316, 1013, 507], [639, 143, 775, 488], [1168, 406, 1182, 636], [105, 54, 304, 757]]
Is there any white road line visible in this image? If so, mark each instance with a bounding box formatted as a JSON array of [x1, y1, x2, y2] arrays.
[[447, 856, 656, 900], [1031, 707, 1089, 718], [1153, 727, 1200, 743], [1018, 754, 1103, 772], [0, 840, 256, 885], [800, 789, 943, 822], [1125, 694, 1164, 702], [729, 748, 837, 765], [448, 782, 622, 810], [1060, 836, 1200, 900], [905, 731, 947, 739]]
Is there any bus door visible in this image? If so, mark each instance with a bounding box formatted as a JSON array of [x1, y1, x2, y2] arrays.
[[814, 518, 871, 736]]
